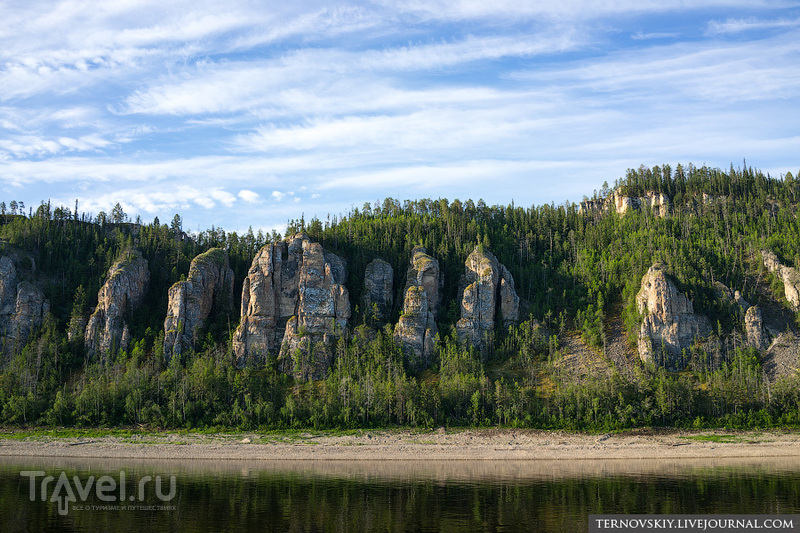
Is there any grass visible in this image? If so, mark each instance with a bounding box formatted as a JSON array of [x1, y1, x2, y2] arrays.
[[681, 434, 744, 443], [0, 427, 140, 440]]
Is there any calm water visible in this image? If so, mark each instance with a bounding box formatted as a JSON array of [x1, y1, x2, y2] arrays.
[[2, 456, 800, 532]]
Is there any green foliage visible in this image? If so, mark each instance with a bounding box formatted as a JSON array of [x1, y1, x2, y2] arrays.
[[0, 163, 800, 430]]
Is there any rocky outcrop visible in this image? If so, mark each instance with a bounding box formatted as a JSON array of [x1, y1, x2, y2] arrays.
[[579, 189, 669, 217], [362, 258, 393, 322], [455, 247, 520, 351], [406, 247, 443, 316], [636, 264, 711, 368], [0, 257, 18, 317], [714, 281, 750, 312], [278, 241, 350, 380], [578, 199, 604, 215], [613, 191, 670, 217], [84, 249, 149, 359], [762, 250, 800, 310], [10, 282, 49, 344], [499, 266, 520, 326], [745, 305, 768, 351], [0, 257, 50, 352], [232, 234, 350, 380], [394, 248, 442, 370], [701, 192, 726, 205], [163, 248, 234, 361]]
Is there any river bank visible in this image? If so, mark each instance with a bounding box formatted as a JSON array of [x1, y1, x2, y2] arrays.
[[2, 428, 799, 461]]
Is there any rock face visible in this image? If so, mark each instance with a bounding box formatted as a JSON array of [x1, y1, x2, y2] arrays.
[[362, 258, 393, 322], [0, 257, 18, 316], [714, 281, 750, 312], [636, 264, 711, 368], [579, 189, 670, 217], [455, 247, 520, 351], [612, 191, 670, 217], [701, 192, 725, 205], [762, 250, 800, 310], [499, 266, 521, 326], [163, 248, 234, 361], [394, 248, 443, 370], [84, 249, 149, 359], [745, 305, 768, 351], [0, 257, 49, 351], [232, 234, 350, 380]]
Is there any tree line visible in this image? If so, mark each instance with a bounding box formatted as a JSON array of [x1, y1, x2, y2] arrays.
[[1, 162, 799, 430]]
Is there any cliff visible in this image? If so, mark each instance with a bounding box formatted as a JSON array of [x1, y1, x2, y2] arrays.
[[762, 250, 800, 310], [636, 263, 711, 368], [362, 258, 394, 322], [579, 189, 670, 217], [394, 248, 442, 370], [232, 234, 350, 379], [163, 248, 234, 360], [745, 305, 768, 352], [84, 249, 149, 359], [0, 257, 49, 351], [455, 246, 519, 351]]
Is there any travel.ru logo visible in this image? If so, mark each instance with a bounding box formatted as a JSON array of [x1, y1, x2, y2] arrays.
[[20, 470, 177, 516]]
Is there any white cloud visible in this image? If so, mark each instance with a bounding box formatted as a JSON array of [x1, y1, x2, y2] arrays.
[[238, 189, 262, 203], [0, 133, 113, 158], [74, 184, 241, 217], [515, 33, 800, 102], [122, 33, 581, 117], [2, 0, 799, 236], [631, 31, 679, 40], [381, 0, 774, 21], [707, 17, 800, 34]]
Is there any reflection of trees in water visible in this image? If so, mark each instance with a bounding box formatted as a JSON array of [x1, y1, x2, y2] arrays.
[[1, 462, 800, 532]]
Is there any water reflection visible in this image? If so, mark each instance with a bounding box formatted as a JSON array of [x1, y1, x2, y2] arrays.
[[2, 456, 800, 532]]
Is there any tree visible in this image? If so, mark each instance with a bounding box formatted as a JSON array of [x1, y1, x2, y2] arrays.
[[171, 214, 182, 235], [111, 203, 126, 224]]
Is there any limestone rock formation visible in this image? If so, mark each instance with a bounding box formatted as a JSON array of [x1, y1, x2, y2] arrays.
[[701, 192, 725, 205], [0, 257, 18, 317], [745, 305, 768, 351], [714, 281, 750, 312], [362, 258, 393, 322], [455, 247, 520, 351], [394, 248, 442, 370], [278, 241, 350, 380], [612, 191, 670, 217], [636, 264, 711, 368], [232, 234, 350, 379], [394, 285, 438, 371], [0, 257, 50, 351], [163, 248, 234, 361], [762, 250, 800, 310], [405, 247, 443, 316], [84, 249, 149, 359], [579, 189, 670, 217], [499, 265, 521, 326], [762, 250, 782, 273]]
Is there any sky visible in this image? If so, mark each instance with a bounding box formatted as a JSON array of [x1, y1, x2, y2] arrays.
[[1, 1, 799, 235]]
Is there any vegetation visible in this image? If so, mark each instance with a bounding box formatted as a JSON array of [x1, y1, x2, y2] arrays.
[[1, 162, 800, 431]]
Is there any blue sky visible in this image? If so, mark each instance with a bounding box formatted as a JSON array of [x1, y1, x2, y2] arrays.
[[2, 1, 799, 234]]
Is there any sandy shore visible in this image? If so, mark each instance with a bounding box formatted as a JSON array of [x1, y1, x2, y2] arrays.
[[2, 428, 800, 462]]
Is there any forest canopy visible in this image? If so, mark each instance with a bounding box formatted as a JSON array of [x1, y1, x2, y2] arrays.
[[1, 162, 799, 431]]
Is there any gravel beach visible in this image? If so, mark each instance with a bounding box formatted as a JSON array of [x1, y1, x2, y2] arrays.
[[2, 428, 799, 462]]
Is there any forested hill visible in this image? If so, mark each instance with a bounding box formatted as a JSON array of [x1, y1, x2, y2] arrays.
[[1, 162, 800, 430]]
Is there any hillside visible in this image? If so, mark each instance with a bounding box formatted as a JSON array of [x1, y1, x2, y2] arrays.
[[1, 162, 799, 430]]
